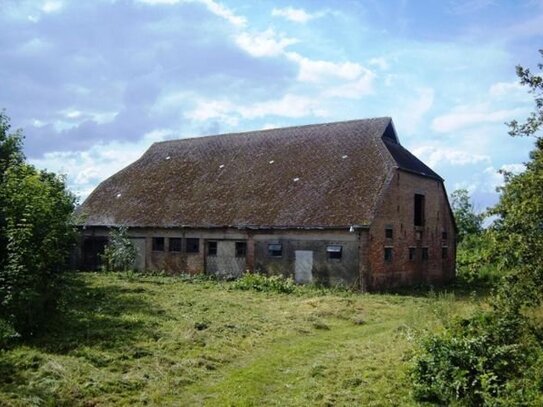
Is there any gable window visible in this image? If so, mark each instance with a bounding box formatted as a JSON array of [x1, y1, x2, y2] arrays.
[[442, 231, 448, 240], [327, 245, 342, 261], [186, 238, 199, 254], [409, 247, 416, 261], [236, 241, 247, 257], [414, 194, 425, 226], [385, 227, 393, 239], [207, 241, 217, 256], [152, 237, 165, 252], [442, 246, 448, 259], [384, 247, 393, 262], [422, 247, 429, 261], [268, 243, 282, 258], [169, 238, 182, 252]]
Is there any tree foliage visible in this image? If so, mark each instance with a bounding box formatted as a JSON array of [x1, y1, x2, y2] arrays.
[[0, 111, 76, 343], [412, 51, 543, 406], [450, 188, 484, 244]]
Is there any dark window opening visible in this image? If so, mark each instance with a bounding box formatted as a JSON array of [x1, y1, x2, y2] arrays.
[[422, 247, 429, 261], [82, 237, 108, 270], [409, 247, 416, 261], [186, 238, 199, 253], [236, 241, 247, 257], [384, 247, 393, 262], [442, 231, 448, 240], [385, 228, 393, 239], [268, 243, 282, 257], [152, 237, 165, 251], [207, 241, 217, 256], [442, 247, 448, 259], [327, 245, 342, 261], [169, 238, 182, 252], [414, 194, 425, 226]]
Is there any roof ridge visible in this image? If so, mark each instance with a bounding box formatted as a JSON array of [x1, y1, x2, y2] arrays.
[[154, 116, 392, 145]]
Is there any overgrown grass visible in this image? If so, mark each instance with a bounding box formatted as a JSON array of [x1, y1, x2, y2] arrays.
[[0, 272, 481, 406]]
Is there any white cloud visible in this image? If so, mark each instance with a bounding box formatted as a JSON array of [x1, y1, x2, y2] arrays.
[[271, 7, 321, 23], [235, 29, 298, 57], [323, 74, 375, 99], [286, 52, 364, 82], [137, 0, 246, 26], [488, 80, 524, 97], [396, 88, 435, 134], [41, 1, 63, 13], [369, 57, 389, 70], [185, 93, 327, 124], [412, 145, 491, 168], [431, 105, 526, 133]]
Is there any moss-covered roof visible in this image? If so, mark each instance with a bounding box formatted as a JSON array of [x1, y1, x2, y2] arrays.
[[78, 117, 441, 228]]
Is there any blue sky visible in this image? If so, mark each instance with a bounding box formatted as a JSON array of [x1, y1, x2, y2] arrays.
[[1, 0, 542, 209]]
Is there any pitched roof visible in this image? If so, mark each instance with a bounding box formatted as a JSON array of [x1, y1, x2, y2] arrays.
[[78, 117, 442, 228]]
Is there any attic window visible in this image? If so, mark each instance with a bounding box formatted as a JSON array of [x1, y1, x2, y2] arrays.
[[409, 247, 416, 261], [186, 238, 199, 254], [152, 237, 165, 252], [268, 243, 282, 257], [442, 231, 448, 240], [442, 246, 448, 259], [414, 194, 425, 227], [169, 238, 182, 252], [326, 245, 342, 261]]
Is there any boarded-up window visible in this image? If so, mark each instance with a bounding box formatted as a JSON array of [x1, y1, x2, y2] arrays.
[[207, 241, 217, 256], [409, 247, 416, 261], [414, 194, 425, 226], [268, 244, 282, 257], [326, 245, 342, 260], [236, 241, 247, 257], [186, 238, 199, 253], [169, 238, 182, 252], [384, 247, 393, 262], [152, 237, 165, 251]]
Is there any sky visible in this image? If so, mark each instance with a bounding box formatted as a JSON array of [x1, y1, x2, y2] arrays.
[[1, 0, 542, 210]]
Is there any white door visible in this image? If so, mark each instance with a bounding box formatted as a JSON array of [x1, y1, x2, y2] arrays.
[[295, 250, 313, 283]]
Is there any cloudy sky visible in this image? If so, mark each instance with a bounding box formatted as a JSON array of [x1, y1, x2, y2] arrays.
[[1, 0, 542, 208]]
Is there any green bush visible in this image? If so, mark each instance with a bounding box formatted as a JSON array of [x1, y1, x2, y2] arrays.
[[101, 226, 137, 272], [231, 273, 299, 294]]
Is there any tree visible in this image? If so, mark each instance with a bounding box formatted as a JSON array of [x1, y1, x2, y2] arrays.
[[0, 111, 76, 343], [102, 226, 137, 272], [411, 51, 543, 406], [450, 188, 484, 243]]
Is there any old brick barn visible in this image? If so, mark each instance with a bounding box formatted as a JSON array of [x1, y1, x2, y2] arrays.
[[76, 117, 456, 290]]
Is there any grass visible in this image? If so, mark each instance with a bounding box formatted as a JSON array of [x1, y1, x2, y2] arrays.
[[0, 272, 482, 406]]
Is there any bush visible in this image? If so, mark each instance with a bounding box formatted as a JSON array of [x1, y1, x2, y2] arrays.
[[101, 226, 137, 272], [231, 273, 299, 294]]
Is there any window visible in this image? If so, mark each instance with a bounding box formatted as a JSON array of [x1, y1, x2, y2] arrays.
[[442, 231, 448, 240], [152, 237, 165, 251], [268, 243, 282, 257], [384, 247, 393, 262], [442, 246, 448, 259], [169, 238, 182, 252], [327, 245, 342, 260], [207, 241, 217, 256], [409, 247, 416, 261], [236, 241, 247, 257], [186, 238, 199, 253], [385, 227, 393, 239], [422, 247, 429, 261], [414, 194, 425, 226]]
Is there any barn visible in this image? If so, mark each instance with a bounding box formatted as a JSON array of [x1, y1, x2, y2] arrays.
[[75, 117, 456, 290]]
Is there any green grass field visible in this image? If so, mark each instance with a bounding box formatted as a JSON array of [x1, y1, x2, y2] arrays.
[[0, 273, 482, 406]]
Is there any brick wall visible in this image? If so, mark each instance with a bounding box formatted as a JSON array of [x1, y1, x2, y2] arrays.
[[367, 169, 456, 290]]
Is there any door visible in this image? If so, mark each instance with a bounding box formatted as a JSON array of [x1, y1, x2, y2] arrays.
[[295, 250, 313, 283], [205, 240, 246, 278]]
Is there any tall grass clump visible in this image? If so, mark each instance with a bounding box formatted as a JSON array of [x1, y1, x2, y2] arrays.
[[231, 273, 299, 294]]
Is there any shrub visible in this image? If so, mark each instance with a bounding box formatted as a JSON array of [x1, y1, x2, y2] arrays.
[[101, 226, 137, 272], [231, 273, 299, 294]]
